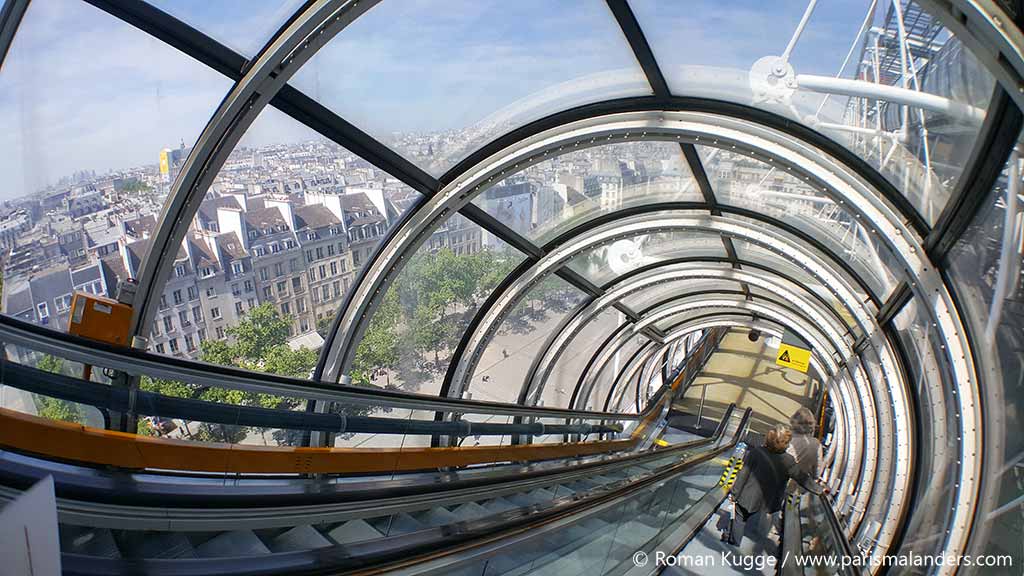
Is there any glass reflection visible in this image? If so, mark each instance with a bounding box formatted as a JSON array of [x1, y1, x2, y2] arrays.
[[473, 142, 702, 245], [698, 146, 901, 298], [145, 0, 306, 57], [567, 229, 726, 288]]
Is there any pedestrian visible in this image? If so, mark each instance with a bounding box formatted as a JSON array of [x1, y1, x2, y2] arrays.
[[788, 407, 824, 487], [726, 425, 821, 557]]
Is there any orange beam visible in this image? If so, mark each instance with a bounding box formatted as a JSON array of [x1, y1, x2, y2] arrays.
[[0, 408, 640, 474], [0, 350, 689, 474]]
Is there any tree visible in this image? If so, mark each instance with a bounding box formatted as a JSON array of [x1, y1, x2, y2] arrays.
[[224, 303, 291, 362], [33, 354, 81, 423], [350, 287, 400, 386]]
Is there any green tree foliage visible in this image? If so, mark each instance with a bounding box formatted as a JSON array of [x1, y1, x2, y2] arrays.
[[33, 354, 81, 423], [139, 304, 317, 445], [351, 287, 400, 386]]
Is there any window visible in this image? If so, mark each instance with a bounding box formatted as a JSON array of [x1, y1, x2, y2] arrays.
[[271, 243, 281, 254], [201, 266, 214, 278], [292, 277, 303, 292], [210, 306, 221, 320], [244, 279, 253, 292], [163, 316, 174, 332], [184, 334, 195, 352], [231, 283, 241, 297], [232, 261, 244, 274], [54, 294, 72, 312], [36, 301, 50, 320], [173, 290, 183, 305], [259, 267, 268, 281], [175, 264, 186, 278], [285, 239, 296, 250], [274, 262, 284, 277], [353, 251, 361, 266], [306, 249, 314, 262], [247, 297, 255, 308], [254, 246, 266, 257], [155, 343, 165, 354], [277, 280, 287, 295], [168, 338, 179, 353], [187, 286, 198, 301], [297, 298, 306, 313], [248, 230, 257, 240], [333, 280, 341, 298], [308, 269, 315, 283], [216, 326, 226, 339], [192, 306, 203, 323], [290, 258, 299, 272], [198, 328, 207, 341], [316, 246, 324, 259], [235, 301, 244, 315], [206, 286, 216, 297], [321, 285, 330, 301], [281, 301, 291, 315], [340, 259, 347, 273], [337, 242, 344, 254], [262, 286, 272, 299], [179, 310, 190, 327], [330, 261, 338, 276], [327, 244, 335, 257], [152, 321, 161, 336], [300, 319, 309, 333]]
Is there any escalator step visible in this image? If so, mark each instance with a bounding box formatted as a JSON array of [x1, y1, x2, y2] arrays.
[[414, 507, 461, 527], [368, 512, 424, 536], [481, 498, 517, 513], [194, 530, 270, 558], [133, 532, 196, 559], [60, 526, 121, 558], [450, 501, 491, 521], [327, 519, 384, 545], [269, 525, 332, 552]]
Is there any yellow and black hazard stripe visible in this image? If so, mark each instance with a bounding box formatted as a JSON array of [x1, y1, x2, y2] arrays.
[[717, 456, 744, 488]]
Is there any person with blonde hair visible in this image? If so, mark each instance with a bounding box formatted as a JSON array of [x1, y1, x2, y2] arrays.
[[726, 424, 821, 555]]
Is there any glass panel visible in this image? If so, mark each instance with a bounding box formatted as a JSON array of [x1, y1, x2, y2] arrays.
[[587, 333, 648, 413], [892, 299, 960, 563], [472, 141, 703, 245], [620, 278, 745, 313], [128, 107, 425, 388], [631, 0, 996, 224], [731, 237, 862, 318], [145, 0, 306, 57], [543, 308, 624, 410], [567, 229, 727, 287], [0, 0, 231, 331], [946, 149, 1024, 569], [293, 0, 651, 176], [467, 274, 587, 404], [698, 146, 902, 298], [377, 212, 527, 398]]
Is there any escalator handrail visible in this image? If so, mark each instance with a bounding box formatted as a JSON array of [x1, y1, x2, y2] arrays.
[[817, 492, 861, 576], [1, 405, 738, 511], [1, 362, 626, 437], [61, 408, 753, 576], [0, 312, 640, 422]]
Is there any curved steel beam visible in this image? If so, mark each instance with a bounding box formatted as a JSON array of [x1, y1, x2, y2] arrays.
[[539, 201, 885, 308], [130, 0, 379, 342], [561, 271, 853, 414], [323, 110, 929, 386], [451, 213, 873, 404]]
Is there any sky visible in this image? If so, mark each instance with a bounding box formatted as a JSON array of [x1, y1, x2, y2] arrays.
[[0, 0, 918, 200]]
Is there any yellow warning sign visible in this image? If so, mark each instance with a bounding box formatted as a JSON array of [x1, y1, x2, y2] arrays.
[[776, 343, 811, 373]]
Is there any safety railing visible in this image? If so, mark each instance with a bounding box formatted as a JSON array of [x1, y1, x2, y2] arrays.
[[0, 314, 683, 475]]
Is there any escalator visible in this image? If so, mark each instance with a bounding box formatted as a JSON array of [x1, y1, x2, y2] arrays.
[[16, 406, 750, 575]]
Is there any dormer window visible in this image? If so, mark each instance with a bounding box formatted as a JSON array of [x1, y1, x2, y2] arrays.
[[175, 264, 187, 278], [231, 261, 244, 275], [248, 231, 257, 240]]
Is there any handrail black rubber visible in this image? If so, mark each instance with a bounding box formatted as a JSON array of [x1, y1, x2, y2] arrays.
[[0, 313, 639, 422], [60, 409, 751, 575], [0, 405, 737, 509], [818, 493, 861, 576], [0, 362, 624, 437]]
